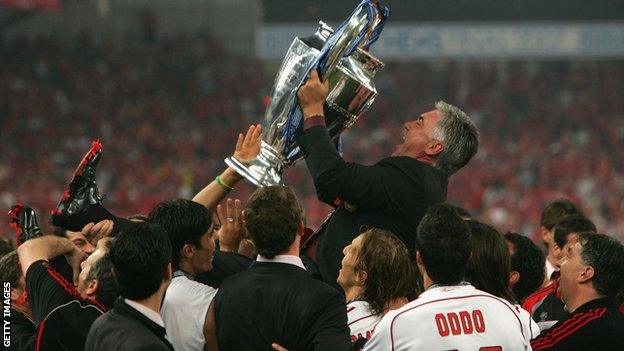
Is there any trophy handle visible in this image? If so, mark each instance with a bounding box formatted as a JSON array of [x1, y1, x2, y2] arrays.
[[318, 5, 370, 81], [225, 141, 286, 187]]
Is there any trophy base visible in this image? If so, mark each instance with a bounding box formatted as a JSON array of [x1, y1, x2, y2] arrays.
[[224, 141, 286, 187]]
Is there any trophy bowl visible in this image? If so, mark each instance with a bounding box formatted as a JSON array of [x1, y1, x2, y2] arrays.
[[226, 2, 387, 187]]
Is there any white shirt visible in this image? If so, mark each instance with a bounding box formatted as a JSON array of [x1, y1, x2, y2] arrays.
[[256, 254, 306, 270], [347, 300, 381, 343], [517, 304, 540, 339], [125, 298, 165, 328], [545, 259, 558, 282], [364, 284, 532, 351], [160, 275, 217, 351]]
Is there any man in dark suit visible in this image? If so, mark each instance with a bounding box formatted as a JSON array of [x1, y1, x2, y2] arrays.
[[205, 186, 351, 351], [296, 70, 481, 286], [86, 223, 174, 351]]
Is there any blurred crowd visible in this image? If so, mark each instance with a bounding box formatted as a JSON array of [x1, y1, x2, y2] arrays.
[[1, 33, 623, 242], [1, 32, 623, 351]]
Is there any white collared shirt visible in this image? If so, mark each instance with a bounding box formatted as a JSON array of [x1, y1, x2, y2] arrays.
[[124, 298, 165, 328], [256, 254, 306, 270], [347, 300, 381, 343]]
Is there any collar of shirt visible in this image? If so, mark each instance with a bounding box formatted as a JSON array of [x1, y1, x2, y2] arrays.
[[420, 283, 475, 298], [545, 259, 559, 280], [124, 298, 165, 328], [256, 254, 306, 270], [173, 269, 195, 281]]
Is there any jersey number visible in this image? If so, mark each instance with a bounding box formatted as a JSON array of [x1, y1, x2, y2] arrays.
[[435, 310, 486, 336]]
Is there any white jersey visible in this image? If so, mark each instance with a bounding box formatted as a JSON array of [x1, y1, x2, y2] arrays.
[[347, 300, 382, 342], [364, 284, 532, 351], [517, 304, 540, 339], [161, 275, 217, 351]]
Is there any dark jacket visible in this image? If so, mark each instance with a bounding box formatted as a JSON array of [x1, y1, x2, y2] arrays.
[[297, 125, 448, 286], [85, 298, 174, 351], [214, 261, 351, 351], [8, 308, 36, 351], [531, 297, 624, 350], [196, 250, 253, 288], [26, 260, 107, 351]]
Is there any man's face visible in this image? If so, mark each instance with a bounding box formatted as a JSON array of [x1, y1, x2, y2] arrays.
[[77, 240, 108, 298], [337, 234, 364, 290], [392, 109, 444, 158], [66, 230, 95, 256], [191, 223, 216, 274], [557, 239, 584, 310]]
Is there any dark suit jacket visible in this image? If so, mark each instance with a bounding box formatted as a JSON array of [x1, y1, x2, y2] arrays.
[[297, 125, 448, 287], [196, 250, 253, 288], [214, 261, 351, 351], [85, 298, 174, 351]]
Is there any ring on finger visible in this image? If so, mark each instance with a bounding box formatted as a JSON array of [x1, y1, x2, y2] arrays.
[[226, 217, 235, 223]]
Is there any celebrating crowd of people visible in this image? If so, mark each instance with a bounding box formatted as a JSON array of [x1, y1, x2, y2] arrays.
[[1, 35, 623, 239], [1, 33, 624, 350]]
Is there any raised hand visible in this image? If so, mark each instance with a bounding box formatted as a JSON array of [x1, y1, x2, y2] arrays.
[[297, 69, 329, 119], [216, 198, 245, 252], [81, 219, 114, 246], [233, 124, 262, 163]]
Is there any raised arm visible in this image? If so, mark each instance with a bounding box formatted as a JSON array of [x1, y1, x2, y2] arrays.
[[296, 70, 416, 211], [17, 235, 85, 283], [192, 124, 262, 210]]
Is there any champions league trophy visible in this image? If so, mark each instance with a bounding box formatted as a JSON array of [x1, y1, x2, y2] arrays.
[[226, 0, 390, 186]]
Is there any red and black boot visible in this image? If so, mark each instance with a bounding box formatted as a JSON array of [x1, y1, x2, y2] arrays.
[[9, 203, 44, 246], [51, 140, 105, 232]]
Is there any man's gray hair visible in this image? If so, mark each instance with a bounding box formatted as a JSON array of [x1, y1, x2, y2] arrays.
[[430, 101, 480, 176]]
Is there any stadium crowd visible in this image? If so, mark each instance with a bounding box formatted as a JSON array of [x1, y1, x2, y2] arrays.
[[1, 34, 623, 239], [0, 33, 623, 351]]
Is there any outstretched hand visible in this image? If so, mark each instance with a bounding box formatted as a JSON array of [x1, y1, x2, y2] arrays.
[[216, 198, 245, 252], [234, 124, 262, 164]]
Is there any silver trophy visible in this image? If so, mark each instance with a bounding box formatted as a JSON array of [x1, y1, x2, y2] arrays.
[[226, 2, 387, 186]]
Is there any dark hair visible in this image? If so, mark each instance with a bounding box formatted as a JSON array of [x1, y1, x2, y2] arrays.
[[504, 232, 545, 303], [109, 223, 171, 300], [445, 203, 472, 220], [553, 215, 596, 249], [540, 199, 582, 230], [0, 251, 21, 287], [416, 204, 471, 285], [355, 229, 416, 315], [127, 213, 148, 222], [0, 237, 14, 259], [464, 221, 515, 303], [577, 232, 624, 298], [148, 199, 211, 268], [244, 186, 303, 259], [87, 240, 119, 309], [52, 226, 68, 238]]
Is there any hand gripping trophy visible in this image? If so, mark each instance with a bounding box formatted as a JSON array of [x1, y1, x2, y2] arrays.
[[226, 0, 390, 186]]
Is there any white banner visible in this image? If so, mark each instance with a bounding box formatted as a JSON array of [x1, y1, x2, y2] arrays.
[[257, 22, 624, 59]]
